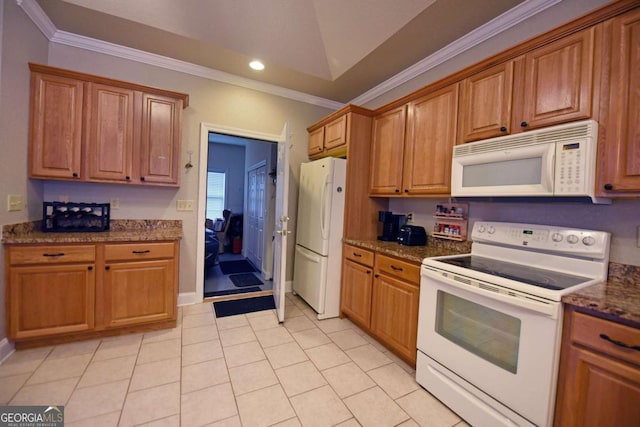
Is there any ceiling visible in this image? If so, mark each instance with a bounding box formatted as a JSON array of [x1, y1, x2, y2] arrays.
[[31, 0, 536, 105]]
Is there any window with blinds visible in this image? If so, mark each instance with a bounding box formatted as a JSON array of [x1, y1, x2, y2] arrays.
[[206, 171, 226, 220]]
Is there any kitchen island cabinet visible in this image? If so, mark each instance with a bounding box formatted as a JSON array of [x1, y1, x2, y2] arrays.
[[555, 308, 640, 427], [29, 63, 188, 187]]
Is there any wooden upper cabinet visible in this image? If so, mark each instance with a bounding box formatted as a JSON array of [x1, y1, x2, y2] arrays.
[[84, 83, 135, 182], [29, 72, 84, 180], [28, 63, 188, 187], [458, 62, 514, 143], [308, 127, 324, 157], [516, 27, 597, 130], [600, 7, 640, 195], [138, 93, 183, 185], [403, 84, 459, 195], [323, 114, 347, 150], [307, 112, 348, 159], [369, 106, 406, 195]]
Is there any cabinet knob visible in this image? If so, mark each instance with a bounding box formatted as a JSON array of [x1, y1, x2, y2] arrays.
[[88, 266, 93, 271], [374, 274, 379, 278], [140, 176, 146, 181], [500, 126, 507, 132], [105, 266, 110, 270], [404, 189, 409, 193], [604, 183, 613, 191], [126, 176, 131, 180], [394, 189, 400, 193], [366, 270, 371, 275], [520, 121, 528, 128], [72, 172, 78, 178]]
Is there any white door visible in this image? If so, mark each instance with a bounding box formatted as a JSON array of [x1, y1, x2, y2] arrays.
[[272, 123, 290, 322], [247, 162, 266, 271]]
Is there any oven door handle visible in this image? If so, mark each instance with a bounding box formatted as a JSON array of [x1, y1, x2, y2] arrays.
[[423, 267, 559, 318]]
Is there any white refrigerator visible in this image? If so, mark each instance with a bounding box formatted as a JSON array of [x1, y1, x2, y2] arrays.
[[293, 157, 346, 319]]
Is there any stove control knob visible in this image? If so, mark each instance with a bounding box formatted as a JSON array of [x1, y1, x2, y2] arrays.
[[488, 226, 496, 234], [551, 233, 563, 242], [567, 234, 579, 244], [582, 236, 596, 246], [477, 225, 486, 233]]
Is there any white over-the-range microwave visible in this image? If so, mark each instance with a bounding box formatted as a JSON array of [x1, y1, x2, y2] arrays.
[[451, 119, 611, 204]]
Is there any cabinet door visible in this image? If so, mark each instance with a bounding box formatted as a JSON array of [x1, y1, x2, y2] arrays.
[[459, 62, 513, 143], [601, 8, 640, 194], [371, 273, 419, 364], [103, 259, 175, 328], [518, 27, 596, 130], [9, 264, 95, 339], [138, 93, 182, 186], [369, 106, 406, 195], [324, 114, 347, 150], [29, 73, 84, 179], [308, 127, 324, 158], [403, 84, 459, 195], [341, 258, 373, 328], [555, 344, 640, 427], [85, 83, 135, 182]]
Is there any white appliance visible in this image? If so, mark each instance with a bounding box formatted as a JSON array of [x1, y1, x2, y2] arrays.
[[416, 221, 610, 427], [293, 157, 346, 319], [451, 119, 610, 204]]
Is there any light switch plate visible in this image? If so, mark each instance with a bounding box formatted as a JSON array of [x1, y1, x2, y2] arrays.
[[110, 198, 120, 209], [7, 194, 23, 212], [177, 200, 195, 211]]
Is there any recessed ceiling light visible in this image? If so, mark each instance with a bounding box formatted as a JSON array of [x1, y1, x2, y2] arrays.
[[249, 60, 265, 71]]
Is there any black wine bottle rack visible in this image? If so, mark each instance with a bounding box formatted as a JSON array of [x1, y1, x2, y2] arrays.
[[42, 202, 110, 232]]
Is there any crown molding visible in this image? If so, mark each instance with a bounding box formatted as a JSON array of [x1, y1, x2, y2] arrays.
[[17, 0, 560, 111], [349, 0, 562, 106], [15, 0, 344, 111]]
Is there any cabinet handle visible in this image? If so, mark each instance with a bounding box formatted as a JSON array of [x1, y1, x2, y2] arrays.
[[126, 176, 131, 180], [500, 126, 507, 132], [88, 266, 93, 271], [140, 176, 146, 181], [366, 270, 371, 275], [604, 183, 613, 191], [520, 121, 528, 128], [132, 250, 151, 254], [394, 189, 400, 193], [105, 266, 110, 270], [404, 189, 409, 193], [599, 334, 640, 351], [72, 172, 78, 178], [353, 252, 362, 257], [43, 252, 65, 257], [390, 265, 403, 271]]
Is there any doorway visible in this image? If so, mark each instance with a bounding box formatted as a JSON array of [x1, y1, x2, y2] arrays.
[[203, 132, 277, 299]]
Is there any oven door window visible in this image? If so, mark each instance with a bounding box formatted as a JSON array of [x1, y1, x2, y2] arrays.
[[436, 290, 521, 373]]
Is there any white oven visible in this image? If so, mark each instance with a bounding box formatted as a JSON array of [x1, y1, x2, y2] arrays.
[[416, 222, 610, 427]]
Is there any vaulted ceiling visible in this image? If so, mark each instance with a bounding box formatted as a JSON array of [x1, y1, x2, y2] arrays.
[[30, 0, 549, 105]]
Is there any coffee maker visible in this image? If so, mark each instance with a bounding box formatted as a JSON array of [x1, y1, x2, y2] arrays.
[[377, 211, 406, 241]]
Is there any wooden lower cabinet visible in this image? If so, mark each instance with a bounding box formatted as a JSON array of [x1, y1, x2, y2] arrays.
[[554, 309, 640, 426], [103, 257, 175, 328], [5, 241, 178, 346], [340, 245, 420, 366]]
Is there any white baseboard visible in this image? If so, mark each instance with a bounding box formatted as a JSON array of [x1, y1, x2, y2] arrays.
[[285, 280, 293, 293], [0, 338, 15, 364], [178, 292, 199, 306]]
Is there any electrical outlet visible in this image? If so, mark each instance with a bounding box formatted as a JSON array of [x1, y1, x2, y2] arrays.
[[110, 198, 120, 209], [7, 194, 23, 212], [177, 200, 195, 211], [406, 212, 414, 223], [59, 195, 69, 203]]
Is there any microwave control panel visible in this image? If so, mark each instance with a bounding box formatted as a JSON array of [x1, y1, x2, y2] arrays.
[[554, 139, 592, 195]]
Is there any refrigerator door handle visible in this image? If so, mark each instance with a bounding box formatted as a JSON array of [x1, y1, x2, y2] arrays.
[[320, 175, 330, 240], [296, 245, 321, 263]]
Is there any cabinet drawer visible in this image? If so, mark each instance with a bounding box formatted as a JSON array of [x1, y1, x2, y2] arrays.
[[375, 254, 420, 284], [9, 245, 95, 265], [344, 244, 374, 267], [570, 311, 640, 366], [104, 242, 175, 261]]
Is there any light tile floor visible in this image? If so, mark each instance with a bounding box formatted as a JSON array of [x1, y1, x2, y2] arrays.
[[0, 293, 470, 427]]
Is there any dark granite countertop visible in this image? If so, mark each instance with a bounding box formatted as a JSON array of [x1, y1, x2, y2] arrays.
[[2, 220, 183, 244], [346, 238, 640, 328]]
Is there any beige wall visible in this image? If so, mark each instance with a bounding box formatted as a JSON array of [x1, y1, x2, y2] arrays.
[[0, 0, 49, 354]]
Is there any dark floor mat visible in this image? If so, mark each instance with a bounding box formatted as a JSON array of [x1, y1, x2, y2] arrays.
[[213, 295, 276, 317], [204, 286, 261, 298], [229, 273, 263, 287], [219, 260, 256, 275]]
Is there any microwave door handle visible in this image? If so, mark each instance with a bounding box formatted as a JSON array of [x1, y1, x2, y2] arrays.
[[547, 149, 556, 191], [423, 267, 558, 318]]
